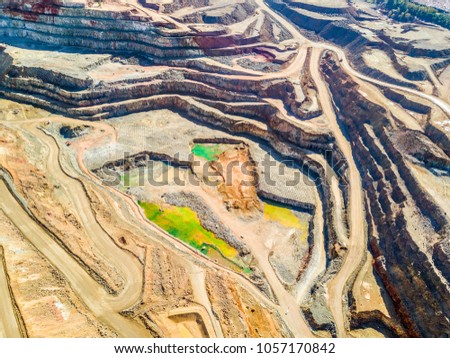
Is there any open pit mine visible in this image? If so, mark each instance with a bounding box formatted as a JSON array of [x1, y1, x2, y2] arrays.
[[0, 0, 449, 338]]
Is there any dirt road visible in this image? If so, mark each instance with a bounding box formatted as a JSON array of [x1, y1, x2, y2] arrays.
[[313, 43, 450, 117], [293, 188, 326, 305], [22, 124, 144, 311], [229, 1, 450, 118], [0, 180, 150, 337], [258, 0, 450, 337], [0, 245, 22, 338], [245, 236, 316, 337], [310, 48, 367, 337], [188, 266, 224, 338]]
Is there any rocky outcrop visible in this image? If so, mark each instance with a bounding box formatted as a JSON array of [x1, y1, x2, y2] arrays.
[[59, 124, 90, 139], [425, 122, 450, 158], [378, 31, 450, 58], [349, 310, 407, 338], [257, 190, 315, 214], [382, 88, 431, 114], [320, 22, 362, 48], [155, 0, 211, 14], [0, 46, 13, 76], [281, 7, 336, 33], [93, 151, 191, 175], [431, 58, 450, 75], [391, 129, 450, 172], [183, 1, 257, 26], [288, 1, 357, 17], [433, 238, 450, 283]]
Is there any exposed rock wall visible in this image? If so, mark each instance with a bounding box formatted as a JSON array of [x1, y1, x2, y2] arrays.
[[0, 4, 269, 59], [0, 47, 13, 76], [349, 310, 407, 338], [431, 58, 450, 74], [288, 1, 357, 17], [378, 32, 450, 58], [425, 122, 450, 158], [382, 88, 431, 114]]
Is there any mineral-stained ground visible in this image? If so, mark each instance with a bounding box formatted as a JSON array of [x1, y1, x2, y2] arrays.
[[0, 0, 449, 338]]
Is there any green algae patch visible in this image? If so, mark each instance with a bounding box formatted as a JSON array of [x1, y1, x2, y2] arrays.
[[264, 202, 301, 228], [120, 172, 131, 187], [138, 201, 251, 273], [119, 163, 169, 189], [263, 202, 309, 242], [191, 143, 224, 161]]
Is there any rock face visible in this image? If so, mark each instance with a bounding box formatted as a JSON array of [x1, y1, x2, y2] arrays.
[[59, 124, 91, 138], [0, 1, 285, 59], [0, 46, 12, 75], [205, 270, 291, 337], [391, 130, 450, 172], [382, 88, 431, 115], [321, 52, 450, 338]]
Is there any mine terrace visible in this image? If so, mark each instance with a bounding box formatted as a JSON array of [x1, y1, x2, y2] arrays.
[[0, 0, 449, 338]]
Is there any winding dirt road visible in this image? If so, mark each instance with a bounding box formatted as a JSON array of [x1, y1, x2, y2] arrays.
[[310, 47, 367, 337], [312, 43, 450, 117], [25, 124, 144, 308], [0, 180, 150, 337]]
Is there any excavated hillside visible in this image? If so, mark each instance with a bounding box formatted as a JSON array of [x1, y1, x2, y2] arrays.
[[321, 52, 449, 337], [0, 0, 448, 338]]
